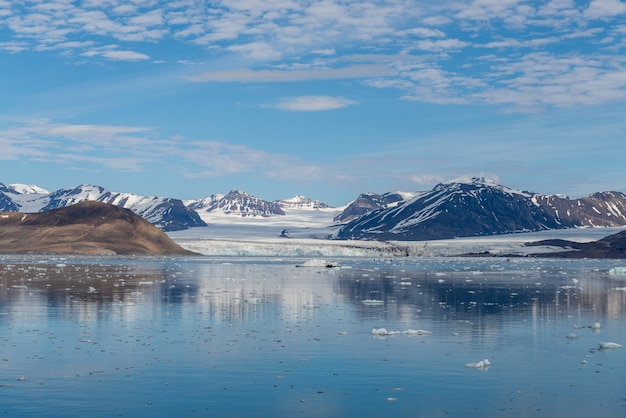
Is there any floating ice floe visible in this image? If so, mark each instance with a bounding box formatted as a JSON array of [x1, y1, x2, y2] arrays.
[[404, 329, 432, 336], [362, 299, 384, 305], [372, 328, 401, 336], [371, 328, 431, 337], [296, 259, 341, 268], [465, 359, 491, 369], [590, 321, 602, 330], [598, 342, 624, 350], [608, 267, 626, 276], [566, 333, 578, 339]]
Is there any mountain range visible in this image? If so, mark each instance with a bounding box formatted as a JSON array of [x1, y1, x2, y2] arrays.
[[2, 178, 626, 241], [336, 177, 626, 241]]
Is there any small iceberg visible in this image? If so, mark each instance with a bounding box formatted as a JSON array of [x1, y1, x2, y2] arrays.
[[371, 328, 397, 336], [598, 342, 624, 350], [590, 321, 601, 330], [371, 328, 431, 337], [404, 329, 432, 336], [465, 359, 491, 370], [608, 267, 626, 276], [296, 259, 341, 268], [371, 328, 401, 337], [362, 299, 384, 305]]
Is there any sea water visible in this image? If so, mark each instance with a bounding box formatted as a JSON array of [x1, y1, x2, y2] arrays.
[[0, 255, 624, 417]]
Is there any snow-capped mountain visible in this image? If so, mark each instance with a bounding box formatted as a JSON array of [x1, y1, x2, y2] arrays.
[[336, 177, 626, 241], [0, 183, 206, 231], [333, 191, 415, 223], [189, 189, 285, 217], [274, 195, 331, 210], [185, 194, 224, 212]]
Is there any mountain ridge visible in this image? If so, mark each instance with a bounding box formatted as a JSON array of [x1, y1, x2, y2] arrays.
[[3, 179, 626, 242], [336, 177, 626, 241]]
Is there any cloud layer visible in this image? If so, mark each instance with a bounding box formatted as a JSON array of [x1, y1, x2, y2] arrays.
[[1, 1, 625, 111]]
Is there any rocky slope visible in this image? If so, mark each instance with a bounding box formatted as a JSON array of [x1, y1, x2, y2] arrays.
[[525, 230, 626, 258], [336, 177, 626, 241], [0, 201, 197, 255], [333, 191, 414, 223]]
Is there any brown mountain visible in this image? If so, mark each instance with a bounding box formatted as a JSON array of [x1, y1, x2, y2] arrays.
[[0, 201, 197, 255]]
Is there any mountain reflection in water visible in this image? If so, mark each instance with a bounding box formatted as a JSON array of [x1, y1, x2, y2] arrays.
[[1, 255, 625, 417]]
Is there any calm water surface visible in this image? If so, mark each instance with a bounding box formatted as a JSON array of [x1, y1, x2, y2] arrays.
[[0, 255, 625, 417]]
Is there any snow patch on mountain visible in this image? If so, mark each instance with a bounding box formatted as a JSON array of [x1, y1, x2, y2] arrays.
[[7, 184, 50, 195]]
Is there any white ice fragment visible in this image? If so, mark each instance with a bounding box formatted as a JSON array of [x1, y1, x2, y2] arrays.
[[372, 328, 431, 337], [590, 321, 601, 330], [371, 328, 401, 336], [403, 329, 432, 336], [608, 267, 626, 276], [598, 342, 624, 349], [465, 359, 491, 369], [566, 333, 578, 339], [362, 299, 384, 305], [296, 259, 340, 268]]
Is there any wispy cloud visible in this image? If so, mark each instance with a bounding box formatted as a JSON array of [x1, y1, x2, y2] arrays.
[[1, 1, 626, 111], [186, 64, 394, 83], [0, 118, 338, 181], [272, 96, 358, 111]]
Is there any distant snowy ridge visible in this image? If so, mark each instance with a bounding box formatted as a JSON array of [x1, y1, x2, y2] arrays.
[[188, 189, 285, 217], [0, 183, 205, 231], [187, 191, 333, 216]]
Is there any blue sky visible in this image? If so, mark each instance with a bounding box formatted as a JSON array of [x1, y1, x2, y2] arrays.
[[1, 0, 626, 206]]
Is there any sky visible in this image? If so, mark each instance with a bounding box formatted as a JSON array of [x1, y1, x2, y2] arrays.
[[1, 0, 626, 206]]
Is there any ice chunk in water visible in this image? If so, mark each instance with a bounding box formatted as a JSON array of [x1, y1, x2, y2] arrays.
[[296, 259, 341, 268], [598, 342, 623, 350], [465, 359, 491, 369], [608, 267, 626, 275]]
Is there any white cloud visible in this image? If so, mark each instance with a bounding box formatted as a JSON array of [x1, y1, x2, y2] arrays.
[[273, 96, 358, 111], [187, 64, 394, 83], [585, 0, 626, 19], [0, 118, 334, 182], [415, 38, 470, 51], [1, 1, 626, 112], [101, 49, 150, 61], [227, 41, 282, 61], [81, 45, 150, 61], [312, 48, 336, 56]]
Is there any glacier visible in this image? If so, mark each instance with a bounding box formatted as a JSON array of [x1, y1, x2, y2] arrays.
[[168, 204, 626, 257]]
